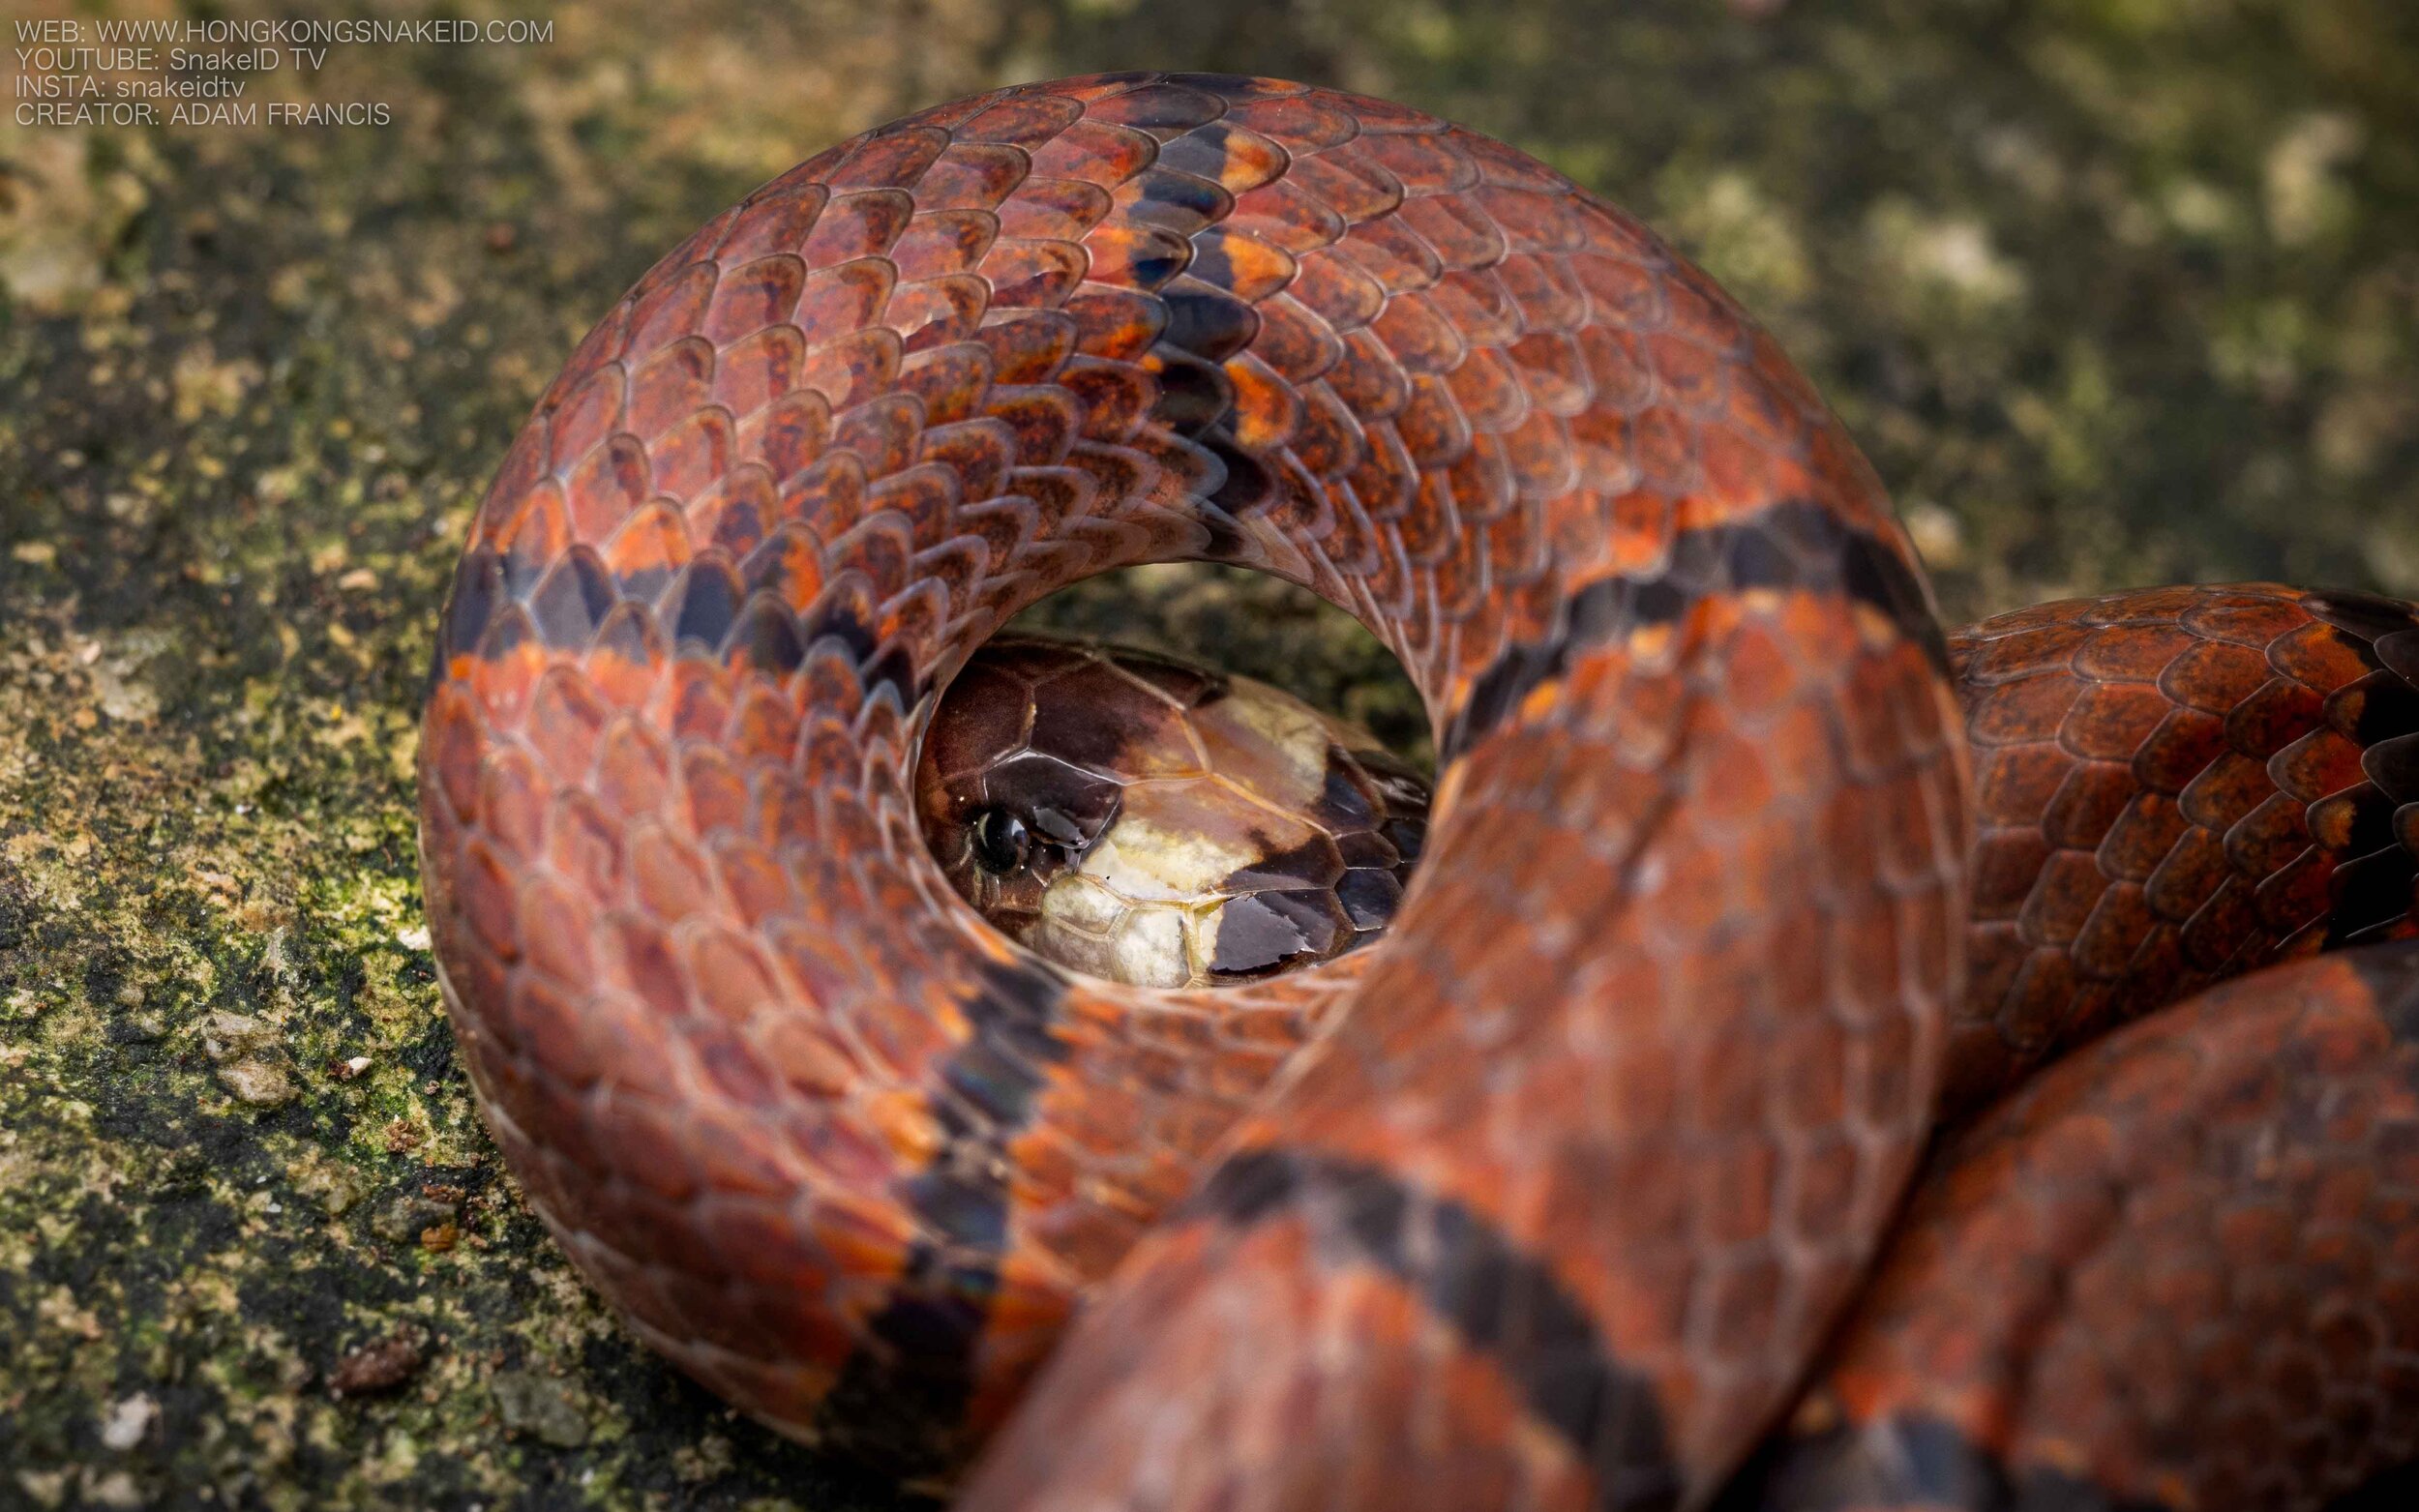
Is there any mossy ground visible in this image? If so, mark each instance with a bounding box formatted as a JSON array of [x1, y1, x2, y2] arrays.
[[2, 2, 2414, 1507]]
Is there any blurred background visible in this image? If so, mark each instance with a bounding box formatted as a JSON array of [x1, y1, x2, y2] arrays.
[[0, 1, 2413, 1506]]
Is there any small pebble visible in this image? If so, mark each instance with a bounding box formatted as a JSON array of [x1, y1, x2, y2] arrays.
[[492, 1370, 590, 1447], [328, 1330, 427, 1398], [98, 1393, 157, 1451]]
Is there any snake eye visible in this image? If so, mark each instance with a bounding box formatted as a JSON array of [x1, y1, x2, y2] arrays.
[[970, 807, 1032, 875]]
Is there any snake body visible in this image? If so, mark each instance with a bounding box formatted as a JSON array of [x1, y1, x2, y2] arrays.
[[416, 73, 2419, 1509]]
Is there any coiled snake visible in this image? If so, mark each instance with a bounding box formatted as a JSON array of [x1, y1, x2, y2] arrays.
[[417, 74, 2419, 1510]]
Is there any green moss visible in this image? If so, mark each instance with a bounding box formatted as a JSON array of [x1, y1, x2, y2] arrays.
[[2, 1, 2414, 1506]]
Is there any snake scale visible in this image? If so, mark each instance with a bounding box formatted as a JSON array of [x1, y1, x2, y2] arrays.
[[416, 74, 2419, 1510]]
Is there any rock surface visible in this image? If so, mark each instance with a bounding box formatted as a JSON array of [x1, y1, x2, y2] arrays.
[[2, 1, 2414, 1508]]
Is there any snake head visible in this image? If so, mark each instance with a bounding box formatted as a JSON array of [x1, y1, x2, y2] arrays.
[[915, 635, 1428, 990]]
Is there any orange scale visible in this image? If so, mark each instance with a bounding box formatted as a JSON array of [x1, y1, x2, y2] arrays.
[[593, 709, 673, 816], [916, 417, 1018, 500], [797, 326, 904, 412], [1025, 118, 1157, 190], [680, 742, 753, 840], [600, 498, 693, 588], [622, 260, 718, 360], [1008, 465, 1098, 530], [490, 478, 573, 569], [1248, 292, 1344, 385], [1157, 122, 1290, 194], [643, 403, 726, 498], [822, 518, 914, 607], [468, 615, 549, 730], [1225, 180, 1347, 257], [546, 363, 626, 476], [2270, 726, 2371, 802], [717, 180, 829, 265], [1361, 530, 1415, 616], [457, 837, 523, 963], [1055, 355, 1154, 441], [683, 922, 788, 1029], [564, 433, 653, 539], [1185, 224, 1296, 305], [504, 968, 611, 1086], [1566, 407, 1642, 496], [876, 579, 948, 660], [918, 141, 1030, 212], [712, 326, 806, 424], [1568, 252, 1668, 329], [829, 394, 923, 479], [665, 660, 737, 747], [796, 625, 873, 712], [1480, 184, 1593, 255], [527, 664, 612, 786], [2269, 621, 2376, 691], [1080, 222, 1192, 291], [971, 310, 1079, 389], [423, 684, 488, 822], [2154, 637, 2271, 714], [996, 176, 1115, 242], [1646, 331, 1732, 419], [1367, 287, 1465, 376], [866, 463, 963, 553], [887, 275, 989, 352], [1348, 131, 1476, 196], [1497, 252, 1589, 332], [1625, 405, 1699, 499], [582, 605, 667, 709], [1576, 324, 1658, 415], [826, 126, 948, 192], [2181, 592, 2313, 649], [1395, 465, 1462, 563], [1662, 265, 1749, 353], [515, 873, 598, 993], [1221, 350, 1303, 451], [1422, 271, 1517, 351], [542, 305, 630, 410], [624, 337, 714, 440], [1223, 93, 1356, 152], [891, 209, 1000, 282], [2253, 846, 2337, 933], [1695, 420, 1779, 514], [1441, 344, 1529, 434], [1499, 406, 1579, 502], [792, 258, 896, 345], [956, 91, 1086, 149], [775, 449, 868, 532], [720, 681, 804, 768], [906, 536, 989, 606], [1334, 215, 1443, 296], [980, 237, 1090, 310], [1082, 80, 1227, 135], [982, 385, 1083, 466], [1060, 287, 1166, 361], [1395, 193, 1506, 273], [1506, 330, 1592, 417], [547, 786, 627, 912], [798, 190, 913, 266], [702, 255, 807, 344], [896, 345, 994, 428], [1288, 246, 1386, 333], [1347, 419, 1419, 521], [1283, 149, 1402, 225], [1316, 475, 1383, 575], [1284, 380, 1366, 477], [473, 745, 562, 874]]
